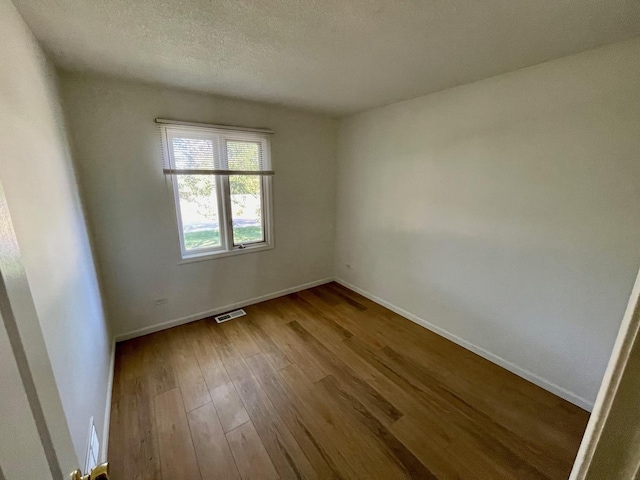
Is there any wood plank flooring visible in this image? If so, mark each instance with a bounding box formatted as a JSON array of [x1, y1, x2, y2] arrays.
[[108, 282, 589, 480]]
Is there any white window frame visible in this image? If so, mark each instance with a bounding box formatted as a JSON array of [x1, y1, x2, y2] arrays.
[[161, 125, 274, 262]]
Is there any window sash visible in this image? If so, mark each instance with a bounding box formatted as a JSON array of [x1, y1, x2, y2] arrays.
[[172, 174, 272, 258], [172, 174, 227, 256], [228, 174, 266, 247]]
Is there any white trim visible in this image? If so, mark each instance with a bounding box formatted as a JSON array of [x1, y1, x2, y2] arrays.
[[114, 278, 333, 342], [569, 267, 640, 479], [83, 416, 94, 473], [334, 277, 593, 411], [178, 243, 274, 264], [100, 339, 115, 463]]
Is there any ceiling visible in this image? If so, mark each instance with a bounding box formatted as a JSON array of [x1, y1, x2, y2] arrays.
[[13, 0, 640, 116]]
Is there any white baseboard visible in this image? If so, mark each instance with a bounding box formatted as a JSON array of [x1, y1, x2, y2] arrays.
[[101, 338, 115, 463], [334, 277, 593, 411], [110, 275, 592, 411], [114, 278, 334, 342]]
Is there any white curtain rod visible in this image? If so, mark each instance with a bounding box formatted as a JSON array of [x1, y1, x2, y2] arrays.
[[155, 118, 274, 134]]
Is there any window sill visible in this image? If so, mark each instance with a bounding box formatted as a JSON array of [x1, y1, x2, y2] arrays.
[[178, 242, 273, 264]]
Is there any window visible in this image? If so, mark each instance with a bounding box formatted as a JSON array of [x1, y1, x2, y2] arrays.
[[160, 121, 274, 260]]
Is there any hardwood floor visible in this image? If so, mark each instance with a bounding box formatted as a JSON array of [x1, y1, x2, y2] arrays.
[[108, 282, 589, 480]]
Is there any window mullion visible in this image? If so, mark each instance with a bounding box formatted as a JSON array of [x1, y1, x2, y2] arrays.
[[221, 175, 234, 249], [172, 174, 189, 257], [220, 138, 233, 250], [214, 173, 227, 250]]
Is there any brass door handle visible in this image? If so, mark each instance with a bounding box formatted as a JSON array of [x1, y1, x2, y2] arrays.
[[89, 463, 109, 480], [69, 462, 109, 480]]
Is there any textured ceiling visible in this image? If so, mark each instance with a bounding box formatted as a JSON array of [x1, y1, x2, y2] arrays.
[[13, 0, 640, 115]]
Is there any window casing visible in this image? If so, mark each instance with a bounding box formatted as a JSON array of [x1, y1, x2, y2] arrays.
[[160, 123, 274, 260]]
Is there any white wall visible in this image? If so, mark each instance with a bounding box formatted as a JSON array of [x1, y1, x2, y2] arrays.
[[335, 38, 640, 409], [0, 0, 111, 467], [58, 74, 337, 338]]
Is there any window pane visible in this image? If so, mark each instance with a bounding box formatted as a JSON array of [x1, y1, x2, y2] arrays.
[[176, 175, 221, 251], [227, 140, 261, 171], [230, 175, 264, 245], [172, 137, 217, 170]]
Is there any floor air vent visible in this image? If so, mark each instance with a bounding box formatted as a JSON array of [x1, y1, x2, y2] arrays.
[[214, 309, 247, 323]]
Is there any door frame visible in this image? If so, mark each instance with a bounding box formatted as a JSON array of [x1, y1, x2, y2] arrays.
[[0, 179, 78, 478], [570, 266, 640, 479]]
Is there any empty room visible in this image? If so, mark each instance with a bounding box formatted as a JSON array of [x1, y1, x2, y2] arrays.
[[2, 0, 640, 479]]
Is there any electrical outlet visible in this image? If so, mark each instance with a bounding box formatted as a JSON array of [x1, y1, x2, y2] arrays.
[[154, 297, 168, 306]]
